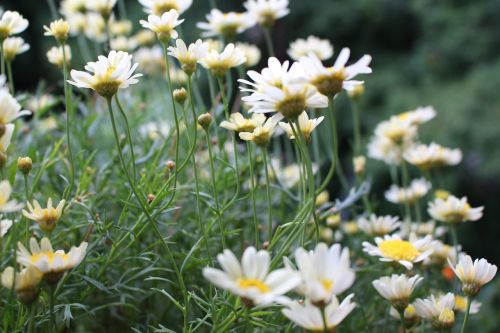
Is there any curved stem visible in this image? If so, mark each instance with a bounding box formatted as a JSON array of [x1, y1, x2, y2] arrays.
[[460, 296, 472, 333], [261, 148, 273, 242], [62, 43, 75, 201]]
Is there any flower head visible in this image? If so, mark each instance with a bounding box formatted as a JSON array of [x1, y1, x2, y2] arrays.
[[0, 11, 29, 40], [197, 9, 254, 39], [2, 37, 29, 61], [138, 0, 192, 15], [202, 246, 300, 306], [385, 178, 432, 205], [43, 19, 70, 43], [69, 50, 142, 98], [0, 90, 31, 124], [239, 114, 281, 147], [168, 39, 208, 75], [134, 45, 166, 75], [428, 195, 483, 224], [23, 198, 66, 233], [220, 112, 266, 133], [140, 9, 184, 43], [396, 106, 436, 126], [1, 266, 42, 303], [235, 42, 261, 68], [404, 142, 462, 170], [300, 48, 371, 97], [17, 237, 88, 283], [292, 243, 355, 305], [0, 180, 23, 213], [358, 214, 400, 236], [373, 274, 423, 311], [243, 0, 289, 27], [288, 36, 334, 61], [282, 295, 356, 331], [278, 111, 324, 142], [414, 293, 455, 330], [47, 45, 72, 69], [362, 234, 434, 270], [200, 43, 246, 77], [454, 295, 481, 314], [87, 0, 117, 17], [449, 254, 497, 297]]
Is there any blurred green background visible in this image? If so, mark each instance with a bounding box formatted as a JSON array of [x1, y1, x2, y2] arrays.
[[4, 0, 500, 310]]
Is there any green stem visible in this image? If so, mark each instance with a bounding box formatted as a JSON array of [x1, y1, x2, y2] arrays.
[[263, 28, 275, 57], [49, 285, 56, 333], [105, 98, 189, 333], [205, 129, 226, 249], [262, 148, 273, 242], [28, 303, 36, 333], [318, 99, 337, 193], [247, 142, 259, 247], [351, 100, 362, 155], [114, 95, 137, 183], [6, 61, 14, 95], [460, 296, 472, 333], [321, 306, 329, 333], [0, 42, 5, 75], [62, 43, 75, 201], [23, 174, 30, 239], [399, 310, 406, 333], [46, 0, 58, 20]]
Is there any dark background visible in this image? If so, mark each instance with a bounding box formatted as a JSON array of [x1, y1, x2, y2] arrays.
[[4, 0, 500, 267]]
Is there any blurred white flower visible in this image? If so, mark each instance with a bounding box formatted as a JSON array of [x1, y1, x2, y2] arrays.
[[140, 9, 184, 42], [0, 180, 23, 213], [288, 36, 334, 61], [404, 142, 462, 170], [47, 45, 72, 69], [138, 0, 192, 15], [220, 112, 266, 133], [385, 178, 431, 205], [200, 43, 246, 77], [2, 37, 30, 61], [372, 274, 422, 311], [428, 195, 483, 224], [235, 42, 261, 68], [203, 247, 300, 306], [278, 111, 324, 141], [0, 217, 13, 237], [0, 90, 31, 124], [243, 0, 289, 27], [0, 11, 29, 39], [449, 254, 497, 297], [168, 39, 208, 75], [358, 214, 400, 236], [239, 114, 281, 147], [414, 293, 455, 330], [396, 106, 436, 126], [197, 9, 254, 38]]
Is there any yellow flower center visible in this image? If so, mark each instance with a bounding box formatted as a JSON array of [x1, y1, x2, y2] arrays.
[[31, 252, 69, 264], [153, 1, 179, 15], [40, 208, 60, 223], [237, 278, 270, 293], [321, 278, 333, 292], [0, 195, 6, 207], [454, 296, 467, 311], [378, 239, 420, 261], [275, 94, 306, 119]]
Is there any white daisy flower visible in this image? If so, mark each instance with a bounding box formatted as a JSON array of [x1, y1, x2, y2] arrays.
[[449, 254, 497, 297], [282, 295, 356, 331], [220, 112, 266, 133], [23, 198, 66, 233], [200, 43, 246, 77], [2, 37, 30, 61], [404, 142, 462, 170], [83, 13, 107, 42], [414, 293, 455, 330], [358, 214, 400, 236], [372, 274, 423, 311], [87, 0, 117, 17], [396, 106, 436, 126], [138, 0, 192, 15], [0, 90, 31, 124], [47, 45, 72, 69], [239, 114, 281, 147], [0, 123, 14, 154], [384, 178, 432, 205], [292, 243, 355, 304], [235, 42, 261, 68], [428, 195, 483, 224], [110, 36, 138, 52], [43, 19, 70, 43], [288, 35, 334, 61], [362, 234, 434, 270], [0, 180, 23, 213], [299, 48, 371, 97], [202, 246, 301, 306], [278, 111, 324, 141], [1, 265, 42, 303], [196, 9, 254, 38], [0, 11, 29, 39], [140, 9, 184, 42], [134, 45, 166, 76], [17, 237, 88, 283], [0, 217, 13, 237], [68, 50, 142, 98], [243, 0, 289, 27], [167, 39, 208, 75]]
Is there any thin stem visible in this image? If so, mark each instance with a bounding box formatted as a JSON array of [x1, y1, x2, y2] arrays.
[[399, 310, 406, 333], [321, 306, 329, 333], [460, 296, 472, 333], [318, 99, 337, 193], [351, 100, 362, 155], [247, 142, 259, 247], [263, 28, 275, 57], [61, 43, 75, 201], [23, 174, 30, 239], [6, 61, 14, 95], [114, 95, 137, 183], [0, 42, 4, 75], [49, 285, 56, 333], [28, 303, 36, 333], [209, 0, 217, 8], [262, 148, 273, 242], [205, 129, 226, 249], [46, 0, 58, 20]]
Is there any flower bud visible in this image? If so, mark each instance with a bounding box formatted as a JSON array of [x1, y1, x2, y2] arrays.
[[353, 156, 366, 175], [17, 156, 33, 175], [166, 160, 176, 171], [326, 214, 341, 230], [147, 194, 156, 203], [173, 88, 188, 104], [348, 84, 365, 100], [315, 191, 329, 206], [198, 113, 213, 130]]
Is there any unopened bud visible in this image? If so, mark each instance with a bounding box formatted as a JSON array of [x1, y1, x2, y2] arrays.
[[17, 157, 33, 175], [166, 160, 176, 171], [173, 88, 188, 104], [353, 156, 366, 175], [198, 113, 213, 130], [261, 241, 269, 250], [348, 84, 365, 100], [147, 194, 156, 203]]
